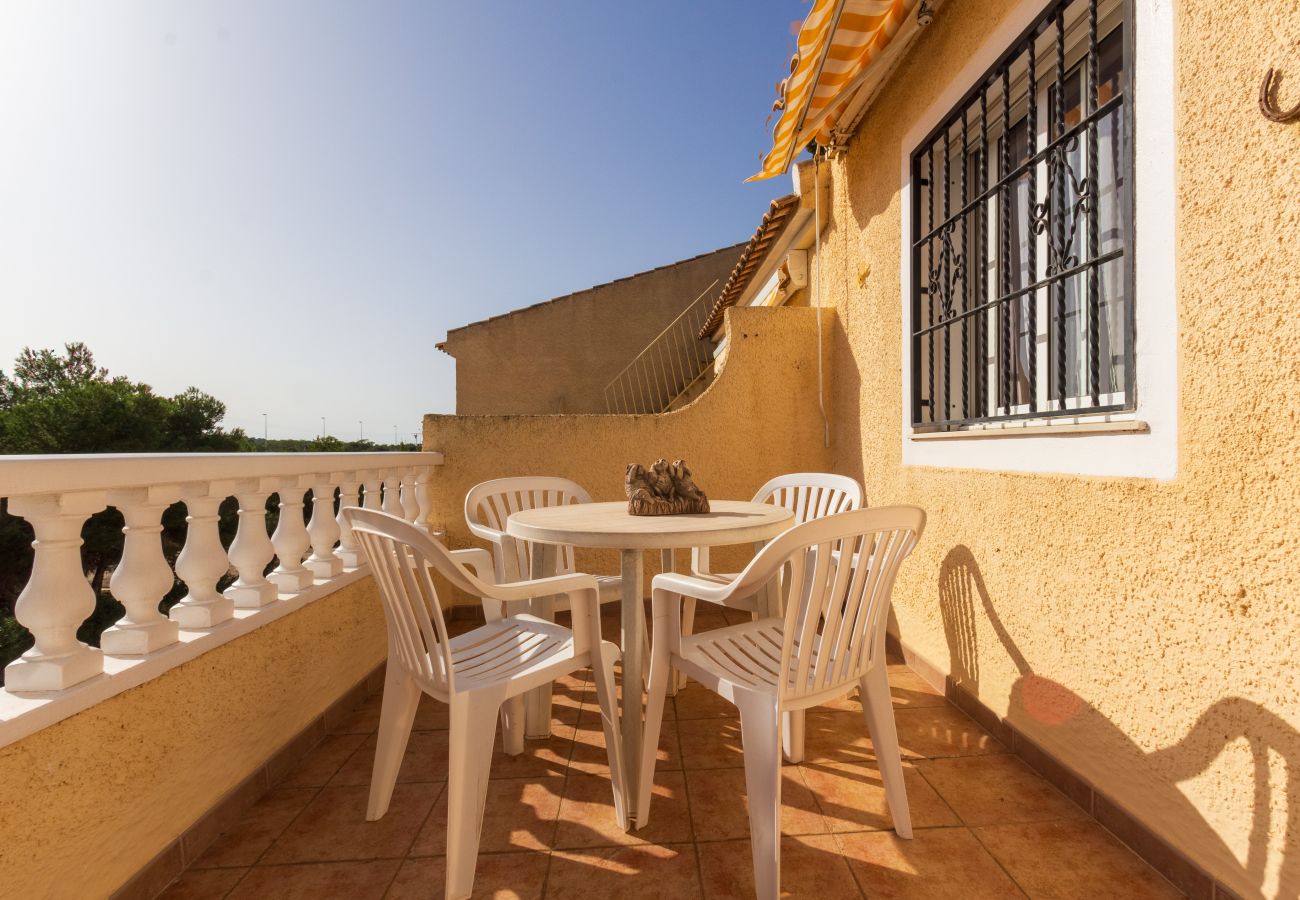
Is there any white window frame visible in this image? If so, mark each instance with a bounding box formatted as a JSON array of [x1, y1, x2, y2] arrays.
[[898, 0, 1176, 480]]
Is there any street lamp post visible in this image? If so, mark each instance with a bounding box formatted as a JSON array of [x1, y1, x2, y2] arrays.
[[320, 417, 326, 438], [359, 420, 364, 441], [262, 413, 267, 441]]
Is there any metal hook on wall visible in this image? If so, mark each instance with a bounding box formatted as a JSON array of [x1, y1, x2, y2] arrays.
[[1259, 67, 1300, 123]]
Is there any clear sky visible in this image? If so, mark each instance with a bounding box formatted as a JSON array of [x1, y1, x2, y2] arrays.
[[0, 1, 805, 441]]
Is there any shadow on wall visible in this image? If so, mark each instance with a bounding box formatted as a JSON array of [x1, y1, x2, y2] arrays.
[[938, 545, 1300, 900]]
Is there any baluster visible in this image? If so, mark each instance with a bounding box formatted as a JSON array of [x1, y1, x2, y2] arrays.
[[335, 474, 363, 567], [381, 471, 404, 518], [4, 492, 106, 691], [224, 479, 278, 608], [414, 467, 434, 533], [169, 484, 236, 629], [399, 469, 420, 524], [304, 476, 344, 578], [269, 478, 314, 592], [101, 487, 182, 654], [362, 476, 383, 511]]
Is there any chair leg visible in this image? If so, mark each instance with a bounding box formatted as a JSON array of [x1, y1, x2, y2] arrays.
[[860, 664, 912, 838], [737, 696, 783, 900], [636, 635, 672, 830], [446, 694, 501, 900], [367, 663, 422, 821], [674, 598, 696, 692], [591, 640, 629, 830], [782, 710, 806, 763], [500, 694, 525, 756]]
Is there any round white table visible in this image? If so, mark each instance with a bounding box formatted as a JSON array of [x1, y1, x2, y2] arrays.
[[506, 499, 794, 825]]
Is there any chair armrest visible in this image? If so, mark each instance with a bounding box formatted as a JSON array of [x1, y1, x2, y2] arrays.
[[466, 520, 508, 547], [651, 571, 741, 606], [449, 548, 495, 585], [482, 571, 599, 604]]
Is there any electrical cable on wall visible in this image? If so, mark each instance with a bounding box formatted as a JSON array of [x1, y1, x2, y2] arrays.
[[814, 153, 830, 448]]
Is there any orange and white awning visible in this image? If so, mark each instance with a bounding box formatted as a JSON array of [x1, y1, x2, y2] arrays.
[[749, 0, 918, 182]]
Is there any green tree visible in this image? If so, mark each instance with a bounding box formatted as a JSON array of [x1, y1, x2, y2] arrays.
[[0, 344, 250, 674]]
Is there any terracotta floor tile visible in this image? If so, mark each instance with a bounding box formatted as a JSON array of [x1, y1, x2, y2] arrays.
[[545, 843, 702, 900], [975, 820, 1183, 899], [412, 776, 564, 856], [332, 694, 383, 735], [686, 767, 828, 841], [384, 853, 549, 900], [158, 867, 248, 899], [816, 671, 946, 714], [489, 728, 575, 780], [673, 682, 739, 720], [891, 705, 1006, 759], [887, 670, 947, 708], [226, 859, 400, 899], [330, 731, 451, 787], [696, 834, 861, 900], [677, 717, 746, 770], [570, 715, 679, 775], [278, 733, 369, 788], [915, 756, 1086, 827], [261, 782, 439, 864], [555, 771, 691, 848], [799, 761, 958, 834], [801, 711, 878, 767], [193, 787, 318, 869], [837, 827, 1026, 899], [413, 695, 450, 731]]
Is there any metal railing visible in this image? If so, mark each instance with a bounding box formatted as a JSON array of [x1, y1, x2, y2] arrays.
[[603, 280, 719, 414]]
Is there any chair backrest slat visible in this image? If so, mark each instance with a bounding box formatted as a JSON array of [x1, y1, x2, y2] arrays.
[[737, 506, 923, 703], [752, 473, 864, 527], [465, 477, 593, 584], [346, 508, 499, 696]]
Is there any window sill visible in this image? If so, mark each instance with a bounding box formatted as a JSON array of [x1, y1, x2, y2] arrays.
[[910, 419, 1149, 440]]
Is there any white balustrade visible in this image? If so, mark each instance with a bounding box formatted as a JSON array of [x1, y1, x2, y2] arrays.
[[224, 480, 278, 609], [4, 492, 107, 691], [269, 478, 314, 592], [362, 477, 383, 511], [399, 469, 420, 524], [335, 476, 363, 567], [170, 484, 236, 628], [304, 478, 344, 579], [381, 471, 405, 518], [101, 486, 182, 653], [0, 451, 442, 706], [415, 468, 434, 533]]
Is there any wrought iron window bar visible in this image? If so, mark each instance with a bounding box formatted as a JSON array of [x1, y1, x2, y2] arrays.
[[909, 0, 1134, 431]]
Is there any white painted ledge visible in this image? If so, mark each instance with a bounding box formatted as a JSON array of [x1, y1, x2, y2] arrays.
[[0, 565, 371, 750]]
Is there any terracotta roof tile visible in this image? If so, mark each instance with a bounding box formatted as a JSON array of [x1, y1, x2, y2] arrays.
[[697, 194, 800, 339]]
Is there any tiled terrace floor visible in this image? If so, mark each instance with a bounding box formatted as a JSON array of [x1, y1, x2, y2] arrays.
[[160, 608, 1184, 899]]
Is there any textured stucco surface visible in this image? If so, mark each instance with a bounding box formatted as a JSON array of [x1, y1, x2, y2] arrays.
[[441, 244, 743, 415], [426, 306, 833, 596], [0, 578, 386, 899], [806, 1, 1300, 897]]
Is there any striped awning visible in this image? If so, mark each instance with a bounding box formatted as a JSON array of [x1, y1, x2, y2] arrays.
[[749, 0, 917, 182]]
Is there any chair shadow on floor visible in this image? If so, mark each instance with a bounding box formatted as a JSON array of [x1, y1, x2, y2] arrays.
[[937, 544, 1300, 900]]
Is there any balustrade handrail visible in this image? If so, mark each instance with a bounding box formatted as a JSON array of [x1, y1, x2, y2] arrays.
[[0, 451, 442, 498], [0, 450, 445, 740]]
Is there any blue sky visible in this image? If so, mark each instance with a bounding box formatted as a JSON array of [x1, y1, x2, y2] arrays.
[[0, 1, 805, 440]]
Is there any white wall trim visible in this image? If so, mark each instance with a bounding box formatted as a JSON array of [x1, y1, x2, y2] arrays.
[[897, 0, 1178, 479]]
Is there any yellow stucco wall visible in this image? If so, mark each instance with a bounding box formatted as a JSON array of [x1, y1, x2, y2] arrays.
[[425, 306, 833, 597], [0, 578, 387, 899], [441, 244, 743, 415], [809, 1, 1300, 897]]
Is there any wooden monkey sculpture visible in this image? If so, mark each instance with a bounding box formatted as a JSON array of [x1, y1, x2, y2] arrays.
[[625, 459, 710, 515]]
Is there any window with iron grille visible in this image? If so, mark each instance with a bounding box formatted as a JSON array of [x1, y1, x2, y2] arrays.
[[910, 0, 1132, 430]]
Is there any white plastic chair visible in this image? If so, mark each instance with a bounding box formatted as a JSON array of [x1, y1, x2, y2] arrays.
[[636, 506, 925, 900], [345, 508, 627, 900], [685, 472, 863, 760], [465, 476, 624, 619]]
